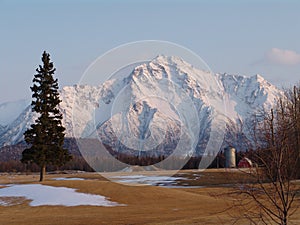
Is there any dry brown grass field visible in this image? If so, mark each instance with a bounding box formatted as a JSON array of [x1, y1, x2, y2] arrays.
[[0, 169, 299, 225]]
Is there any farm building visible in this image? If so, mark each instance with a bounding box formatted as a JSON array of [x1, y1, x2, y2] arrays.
[[224, 147, 236, 168], [238, 157, 253, 168]]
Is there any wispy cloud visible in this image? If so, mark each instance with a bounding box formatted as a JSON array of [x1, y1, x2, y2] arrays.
[[265, 48, 300, 66]]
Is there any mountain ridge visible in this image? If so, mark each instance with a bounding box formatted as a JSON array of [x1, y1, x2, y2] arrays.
[[0, 56, 283, 155]]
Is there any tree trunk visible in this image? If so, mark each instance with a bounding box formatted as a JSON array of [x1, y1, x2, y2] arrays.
[[283, 211, 287, 225], [39, 164, 46, 182]]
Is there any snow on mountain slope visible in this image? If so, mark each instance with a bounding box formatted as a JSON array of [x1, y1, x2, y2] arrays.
[[0, 105, 37, 146], [98, 100, 183, 156], [0, 56, 283, 153], [0, 99, 30, 126], [217, 73, 283, 150], [219, 73, 281, 117]]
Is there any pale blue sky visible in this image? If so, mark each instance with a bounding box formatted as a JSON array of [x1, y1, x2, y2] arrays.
[[0, 0, 300, 102]]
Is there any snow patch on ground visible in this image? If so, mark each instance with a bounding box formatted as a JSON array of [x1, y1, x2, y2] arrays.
[[163, 185, 205, 189], [0, 184, 124, 207], [52, 177, 85, 181], [111, 175, 185, 186]]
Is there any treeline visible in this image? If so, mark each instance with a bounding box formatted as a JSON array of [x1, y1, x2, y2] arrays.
[[0, 138, 93, 173], [0, 142, 291, 173], [0, 148, 247, 172], [0, 155, 94, 173], [0, 135, 258, 172]]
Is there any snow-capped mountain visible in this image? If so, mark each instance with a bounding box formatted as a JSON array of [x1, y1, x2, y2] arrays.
[[0, 56, 283, 155]]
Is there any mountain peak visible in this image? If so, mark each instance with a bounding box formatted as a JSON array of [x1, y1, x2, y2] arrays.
[[252, 74, 265, 83], [0, 56, 283, 153]]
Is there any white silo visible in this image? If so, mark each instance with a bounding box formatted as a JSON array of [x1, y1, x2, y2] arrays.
[[224, 147, 236, 168]]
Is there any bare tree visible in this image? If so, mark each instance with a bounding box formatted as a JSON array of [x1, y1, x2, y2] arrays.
[[229, 84, 300, 225]]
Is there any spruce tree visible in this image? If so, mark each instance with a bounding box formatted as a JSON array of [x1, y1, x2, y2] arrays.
[[21, 51, 71, 181]]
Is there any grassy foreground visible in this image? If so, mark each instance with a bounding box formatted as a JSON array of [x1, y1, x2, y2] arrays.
[[0, 170, 299, 225]]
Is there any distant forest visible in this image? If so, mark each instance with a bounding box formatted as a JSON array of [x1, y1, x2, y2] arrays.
[[0, 138, 253, 173]]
